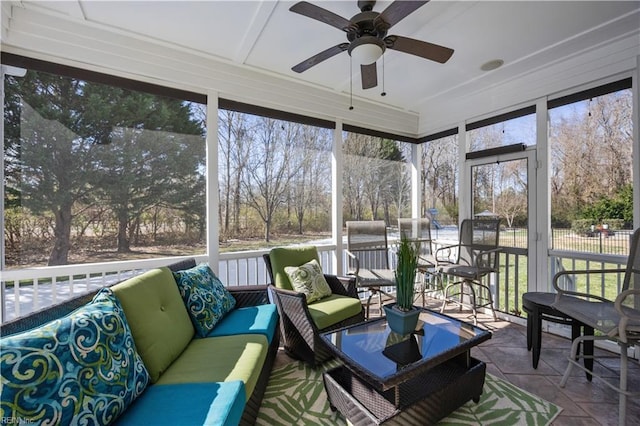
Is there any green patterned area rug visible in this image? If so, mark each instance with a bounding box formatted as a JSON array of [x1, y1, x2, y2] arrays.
[[256, 360, 561, 426]]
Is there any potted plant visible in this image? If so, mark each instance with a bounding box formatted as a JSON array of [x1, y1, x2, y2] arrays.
[[383, 234, 421, 335]]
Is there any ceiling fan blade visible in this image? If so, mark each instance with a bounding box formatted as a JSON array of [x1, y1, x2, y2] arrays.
[[292, 43, 349, 73], [385, 35, 454, 63], [375, 1, 429, 29], [361, 63, 378, 89], [289, 1, 351, 32]]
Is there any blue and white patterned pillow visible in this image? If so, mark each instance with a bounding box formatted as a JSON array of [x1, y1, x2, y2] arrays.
[[173, 264, 236, 337], [0, 288, 150, 425]]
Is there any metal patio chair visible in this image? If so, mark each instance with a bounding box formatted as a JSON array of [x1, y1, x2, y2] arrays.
[[552, 227, 640, 426], [346, 220, 396, 319], [436, 218, 501, 325], [398, 217, 437, 306]]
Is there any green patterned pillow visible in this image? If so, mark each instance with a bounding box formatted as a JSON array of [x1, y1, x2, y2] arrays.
[[284, 259, 333, 303], [0, 288, 150, 425], [173, 264, 237, 337]]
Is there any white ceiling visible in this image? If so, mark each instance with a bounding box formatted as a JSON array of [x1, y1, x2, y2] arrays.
[[2, 1, 639, 138]]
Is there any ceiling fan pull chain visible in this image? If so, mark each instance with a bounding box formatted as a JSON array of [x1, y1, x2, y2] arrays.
[[349, 55, 354, 110], [381, 53, 386, 97]]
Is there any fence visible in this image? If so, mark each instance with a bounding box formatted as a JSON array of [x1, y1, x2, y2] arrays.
[[551, 228, 632, 255]]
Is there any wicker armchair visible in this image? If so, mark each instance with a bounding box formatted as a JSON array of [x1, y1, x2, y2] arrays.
[[263, 246, 365, 366]]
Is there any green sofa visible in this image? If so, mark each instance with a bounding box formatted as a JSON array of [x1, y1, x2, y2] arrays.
[[0, 258, 279, 426]]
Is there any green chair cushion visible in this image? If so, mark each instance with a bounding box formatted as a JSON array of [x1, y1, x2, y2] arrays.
[[112, 267, 195, 383], [307, 294, 363, 330], [155, 334, 268, 400], [269, 246, 320, 291]]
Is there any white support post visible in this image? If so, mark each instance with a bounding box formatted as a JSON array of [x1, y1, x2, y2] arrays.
[[0, 65, 5, 322], [332, 121, 344, 276], [206, 92, 220, 273], [535, 97, 549, 292], [633, 57, 640, 231], [633, 59, 640, 362], [0, 65, 5, 273], [411, 143, 422, 218], [458, 123, 470, 223]]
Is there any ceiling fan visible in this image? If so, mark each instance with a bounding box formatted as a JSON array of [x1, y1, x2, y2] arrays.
[[290, 0, 454, 90]]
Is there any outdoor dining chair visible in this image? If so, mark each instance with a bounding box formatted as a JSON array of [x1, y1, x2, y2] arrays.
[[398, 217, 437, 306], [436, 218, 501, 325], [552, 227, 640, 426], [346, 220, 396, 319]]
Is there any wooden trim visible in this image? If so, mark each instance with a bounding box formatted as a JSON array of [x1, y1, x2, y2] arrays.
[[547, 77, 632, 109], [418, 127, 458, 143], [1, 52, 207, 104], [219, 98, 335, 129], [465, 143, 526, 160], [342, 123, 418, 144], [465, 105, 536, 132]]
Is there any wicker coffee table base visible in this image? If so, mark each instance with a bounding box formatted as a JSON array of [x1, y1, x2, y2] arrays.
[[323, 358, 486, 425]]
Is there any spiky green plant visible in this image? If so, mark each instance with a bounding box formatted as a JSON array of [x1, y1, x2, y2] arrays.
[[395, 234, 420, 311]]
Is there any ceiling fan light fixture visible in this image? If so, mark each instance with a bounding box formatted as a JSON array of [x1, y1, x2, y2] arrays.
[[348, 36, 384, 65]]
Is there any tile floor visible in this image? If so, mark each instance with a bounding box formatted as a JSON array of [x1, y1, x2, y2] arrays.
[[352, 296, 640, 425]]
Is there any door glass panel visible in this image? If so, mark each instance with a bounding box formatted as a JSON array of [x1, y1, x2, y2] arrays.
[[471, 158, 528, 315]]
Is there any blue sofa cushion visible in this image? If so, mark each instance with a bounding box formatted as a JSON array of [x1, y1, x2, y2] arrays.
[[173, 264, 236, 337], [0, 288, 150, 425], [205, 304, 278, 344], [116, 381, 246, 426]]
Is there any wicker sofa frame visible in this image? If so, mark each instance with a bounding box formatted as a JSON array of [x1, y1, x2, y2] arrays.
[[263, 253, 365, 367], [0, 258, 279, 426]]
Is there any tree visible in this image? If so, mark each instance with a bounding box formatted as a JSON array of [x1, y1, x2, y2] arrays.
[[242, 117, 298, 242], [289, 125, 331, 234], [218, 109, 251, 239], [493, 159, 528, 227], [343, 133, 408, 222], [421, 136, 458, 223], [550, 90, 632, 226], [85, 86, 204, 252], [5, 72, 99, 265], [581, 184, 633, 225], [4, 71, 205, 264]]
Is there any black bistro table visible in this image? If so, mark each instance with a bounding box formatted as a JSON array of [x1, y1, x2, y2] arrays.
[[522, 292, 593, 379], [321, 309, 491, 425]]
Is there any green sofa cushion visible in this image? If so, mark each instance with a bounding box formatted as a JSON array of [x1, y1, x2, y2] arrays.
[[307, 294, 364, 330], [269, 246, 320, 291], [112, 267, 194, 383], [117, 381, 246, 426], [155, 334, 268, 400]]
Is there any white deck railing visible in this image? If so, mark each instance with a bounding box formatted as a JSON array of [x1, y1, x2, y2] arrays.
[[0, 247, 340, 323], [0, 242, 628, 325]]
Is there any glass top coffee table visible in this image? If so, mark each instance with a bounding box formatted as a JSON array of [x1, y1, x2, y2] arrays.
[[321, 309, 491, 424]]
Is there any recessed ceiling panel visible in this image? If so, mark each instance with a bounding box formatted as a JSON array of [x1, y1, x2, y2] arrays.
[[80, 0, 262, 60]]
